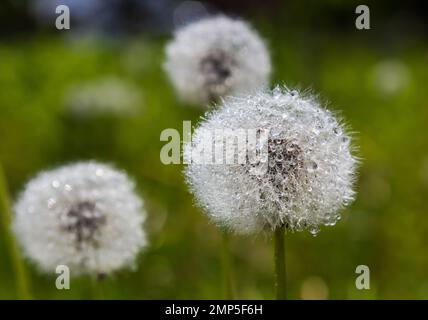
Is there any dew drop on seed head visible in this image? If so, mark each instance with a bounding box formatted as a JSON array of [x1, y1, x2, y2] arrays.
[[51, 180, 60, 188], [273, 87, 281, 99], [47, 198, 56, 209], [309, 227, 320, 236], [286, 144, 295, 152]]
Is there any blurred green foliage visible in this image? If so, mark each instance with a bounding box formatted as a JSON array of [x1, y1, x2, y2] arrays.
[[0, 16, 428, 300]]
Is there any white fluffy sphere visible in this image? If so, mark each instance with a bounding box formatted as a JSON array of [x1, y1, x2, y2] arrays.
[[13, 162, 146, 276], [185, 87, 358, 235], [164, 15, 271, 105]]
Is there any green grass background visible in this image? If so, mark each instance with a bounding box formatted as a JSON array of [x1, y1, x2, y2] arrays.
[[0, 14, 428, 299]]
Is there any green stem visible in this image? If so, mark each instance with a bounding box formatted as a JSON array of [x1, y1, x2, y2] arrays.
[[221, 232, 235, 299], [0, 164, 31, 299], [90, 276, 105, 300], [274, 225, 286, 300]]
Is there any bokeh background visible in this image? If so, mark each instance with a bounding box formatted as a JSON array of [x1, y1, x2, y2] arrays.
[[0, 0, 428, 299]]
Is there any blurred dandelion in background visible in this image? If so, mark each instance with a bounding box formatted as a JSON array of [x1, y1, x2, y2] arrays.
[[64, 76, 143, 116], [30, 0, 183, 38], [164, 15, 271, 105], [370, 59, 410, 96], [172, 1, 211, 28], [13, 162, 147, 276]]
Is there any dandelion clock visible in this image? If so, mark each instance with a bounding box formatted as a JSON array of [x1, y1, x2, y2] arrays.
[[164, 15, 271, 106], [184, 87, 358, 298], [13, 162, 147, 277]]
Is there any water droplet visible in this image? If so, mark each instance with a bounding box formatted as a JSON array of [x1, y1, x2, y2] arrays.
[[51, 180, 60, 188], [309, 227, 320, 236], [325, 217, 337, 226], [286, 145, 295, 152], [47, 198, 56, 209], [273, 87, 281, 99]]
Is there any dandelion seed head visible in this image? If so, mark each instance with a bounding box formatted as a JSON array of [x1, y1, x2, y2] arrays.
[[184, 87, 358, 235], [13, 162, 146, 276], [164, 15, 271, 105]]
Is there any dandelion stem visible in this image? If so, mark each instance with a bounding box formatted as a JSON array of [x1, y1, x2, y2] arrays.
[[90, 276, 105, 300], [274, 225, 286, 300], [0, 164, 31, 299], [221, 231, 235, 299]]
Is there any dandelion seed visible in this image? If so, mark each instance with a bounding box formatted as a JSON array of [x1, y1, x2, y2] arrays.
[[13, 162, 146, 276], [184, 87, 358, 235], [164, 15, 271, 105]]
